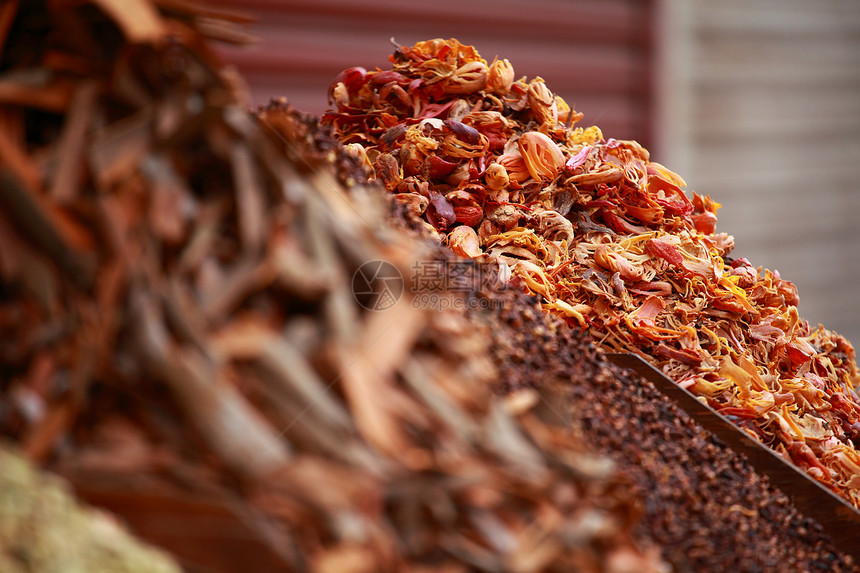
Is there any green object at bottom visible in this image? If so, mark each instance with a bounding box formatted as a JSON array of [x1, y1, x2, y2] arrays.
[[0, 445, 180, 573]]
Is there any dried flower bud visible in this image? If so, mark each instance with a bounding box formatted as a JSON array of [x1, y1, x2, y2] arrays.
[[497, 149, 530, 184], [517, 131, 565, 181], [485, 163, 510, 192], [504, 80, 530, 111], [445, 61, 488, 94], [330, 82, 349, 108], [485, 202, 521, 231], [692, 192, 720, 235], [595, 245, 644, 282], [692, 211, 718, 235], [448, 99, 471, 122], [445, 161, 471, 186], [477, 218, 500, 245], [399, 144, 424, 177], [463, 111, 511, 151], [454, 205, 483, 227], [441, 130, 488, 159], [379, 123, 407, 149], [488, 58, 515, 95], [396, 176, 429, 196], [393, 192, 429, 217], [728, 261, 758, 288], [344, 143, 372, 173], [427, 190, 457, 229], [448, 225, 482, 258], [444, 120, 481, 145], [328, 66, 366, 105], [528, 78, 558, 126], [373, 152, 402, 191]]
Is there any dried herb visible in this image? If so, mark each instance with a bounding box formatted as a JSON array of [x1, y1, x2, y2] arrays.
[[466, 282, 854, 572], [325, 38, 860, 509], [0, 7, 668, 571]]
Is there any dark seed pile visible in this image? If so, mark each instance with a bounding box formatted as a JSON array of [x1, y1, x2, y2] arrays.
[[465, 284, 857, 572]]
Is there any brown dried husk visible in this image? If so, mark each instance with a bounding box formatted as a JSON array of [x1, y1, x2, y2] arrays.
[[0, 3, 667, 571]]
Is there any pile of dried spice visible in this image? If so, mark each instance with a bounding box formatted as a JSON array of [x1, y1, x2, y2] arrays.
[[324, 38, 860, 508], [465, 282, 853, 571], [0, 3, 672, 571]]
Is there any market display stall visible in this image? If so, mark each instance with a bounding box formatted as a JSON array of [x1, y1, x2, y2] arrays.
[[0, 2, 857, 571]]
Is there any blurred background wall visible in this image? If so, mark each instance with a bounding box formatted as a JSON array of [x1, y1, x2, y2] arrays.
[[656, 0, 860, 345], [211, 0, 860, 346], [208, 0, 655, 144]]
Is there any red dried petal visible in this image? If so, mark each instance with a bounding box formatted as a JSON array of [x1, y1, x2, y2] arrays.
[[426, 190, 456, 229], [692, 211, 718, 235], [422, 155, 459, 179], [644, 239, 681, 268]]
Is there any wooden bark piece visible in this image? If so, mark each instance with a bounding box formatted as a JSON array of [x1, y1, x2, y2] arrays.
[[91, 0, 168, 43]]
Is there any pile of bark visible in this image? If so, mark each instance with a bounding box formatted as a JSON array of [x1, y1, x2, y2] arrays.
[[0, 2, 668, 571]]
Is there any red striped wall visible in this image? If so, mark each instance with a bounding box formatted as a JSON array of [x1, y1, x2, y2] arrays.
[[209, 0, 656, 147]]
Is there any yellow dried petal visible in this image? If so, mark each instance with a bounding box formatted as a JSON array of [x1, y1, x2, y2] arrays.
[[567, 125, 604, 146]]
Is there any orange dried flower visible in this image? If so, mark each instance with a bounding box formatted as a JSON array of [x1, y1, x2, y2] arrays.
[[485, 163, 510, 192], [445, 61, 488, 94], [497, 148, 531, 184], [488, 58, 515, 95], [594, 245, 644, 282], [517, 131, 564, 181], [527, 78, 558, 126], [447, 225, 482, 258]]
